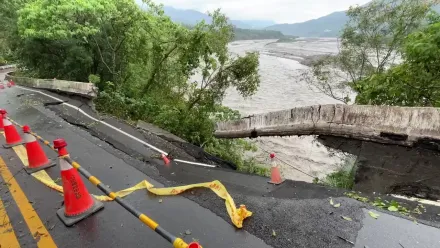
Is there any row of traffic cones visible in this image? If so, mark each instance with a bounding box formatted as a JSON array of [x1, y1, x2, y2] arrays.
[[0, 80, 15, 91], [1, 110, 55, 173], [2, 106, 284, 185], [0, 109, 103, 226], [1, 108, 202, 247]]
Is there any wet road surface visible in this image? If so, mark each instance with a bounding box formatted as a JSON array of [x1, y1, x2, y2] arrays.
[[0, 84, 271, 247], [2, 72, 440, 248]]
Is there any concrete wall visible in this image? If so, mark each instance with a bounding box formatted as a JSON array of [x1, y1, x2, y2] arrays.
[[5, 72, 98, 99], [215, 104, 440, 149], [0, 64, 16, 70]]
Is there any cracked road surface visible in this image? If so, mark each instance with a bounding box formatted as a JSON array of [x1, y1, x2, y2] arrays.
[[2, 70, 440, 248]]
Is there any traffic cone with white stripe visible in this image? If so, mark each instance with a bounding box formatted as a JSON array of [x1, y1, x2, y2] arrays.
[[161, 153, 170, 165], [23, 125, 56, 174], [1, 110, 24, 148], [54, 138, 103, 227], [268, 153, 284, 185]]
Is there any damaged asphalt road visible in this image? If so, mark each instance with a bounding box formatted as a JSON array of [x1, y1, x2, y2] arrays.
[[2, 81, 440, 247]]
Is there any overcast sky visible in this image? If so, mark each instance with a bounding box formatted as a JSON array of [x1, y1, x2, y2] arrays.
[[153, 0, 371, 23]]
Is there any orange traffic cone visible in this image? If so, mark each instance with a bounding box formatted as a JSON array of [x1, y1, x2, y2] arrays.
[[23, 125, 56, 174], [161, 153, 170, 165], [6, 82, 11, 88], [53, 138, 103, 226], [268, 153, 284, 185], [1, 110, 24, 148]]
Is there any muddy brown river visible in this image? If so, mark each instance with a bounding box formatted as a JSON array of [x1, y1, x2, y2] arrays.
[[224, 38, 345, 182]]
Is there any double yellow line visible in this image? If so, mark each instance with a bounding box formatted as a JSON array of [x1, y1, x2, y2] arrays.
[[0, 155, 57, 247]]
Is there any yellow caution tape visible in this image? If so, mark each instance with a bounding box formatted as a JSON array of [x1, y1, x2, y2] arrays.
[[9, 141, 64, 193], [96, 179, 252, 228], [3, 136, 252, 228], [32, 170, 64, 192], [145, 180, 253, 228], [12, 145, 28, 164], [94, 180, 150, 201]]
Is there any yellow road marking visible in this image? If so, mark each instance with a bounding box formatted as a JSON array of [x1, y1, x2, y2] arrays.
[[0, 197, 20, 248], [0, 156, 57, 248]]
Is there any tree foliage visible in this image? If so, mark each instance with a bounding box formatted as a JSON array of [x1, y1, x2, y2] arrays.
[[355, 14, 440, 106], [2, 0, 262, 172], [18, 0, 116, 39], [303, 0, 436, 104], [0, 0, 30, 63]]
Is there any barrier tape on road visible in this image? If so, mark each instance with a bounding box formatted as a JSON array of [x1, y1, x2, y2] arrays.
[[142, 180, 251, 228], [4, 117, 252, 228], [94, 179, 252, 228]]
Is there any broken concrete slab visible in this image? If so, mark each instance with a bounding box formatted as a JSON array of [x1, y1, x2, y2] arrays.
[[215, 104, 440, 150]]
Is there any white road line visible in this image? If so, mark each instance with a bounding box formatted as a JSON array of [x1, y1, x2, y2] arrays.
[[15, 86, 217, 168], [391, 194, 440, 207]]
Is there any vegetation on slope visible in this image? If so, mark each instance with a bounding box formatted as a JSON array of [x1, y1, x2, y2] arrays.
[[0, 0, 269, 175], [304, 0, 439, 105]]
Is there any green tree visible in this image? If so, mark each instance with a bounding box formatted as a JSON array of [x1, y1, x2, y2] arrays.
[[303, 0, 436, 103], [0, 0, 30, 63], [17, 0, 116, 39], [12, 0, 262, 172], [355, 14, 440, 106]]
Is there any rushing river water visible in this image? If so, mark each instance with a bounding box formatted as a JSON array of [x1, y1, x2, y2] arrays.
[[223, 38, 345, 182]]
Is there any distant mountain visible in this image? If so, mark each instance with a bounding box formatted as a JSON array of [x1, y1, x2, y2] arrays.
[[163, 6, 210, 26], [265, 11, 348, 37], [134, 3, 282, 41], [266, 4, 440, 38], [163, 6, 275, 29]]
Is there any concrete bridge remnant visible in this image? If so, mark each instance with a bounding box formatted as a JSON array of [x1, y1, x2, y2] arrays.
[[215, 104, 440, 200], [215, 104, 440, 150]]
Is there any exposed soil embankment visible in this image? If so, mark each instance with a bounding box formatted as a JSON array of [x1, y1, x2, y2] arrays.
[[319, 136, 440, 201]]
